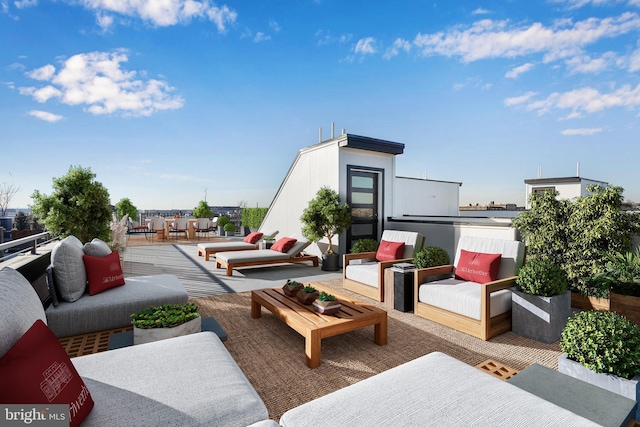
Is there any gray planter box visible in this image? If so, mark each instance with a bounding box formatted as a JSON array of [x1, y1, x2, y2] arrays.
[[558, 354, 640, 420], [511, 288, 571, 344]]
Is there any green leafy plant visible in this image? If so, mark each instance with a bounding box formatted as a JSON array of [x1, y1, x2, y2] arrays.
[[115, 198, 138, 222], [516, 260, 568, 297], [350, 238, 379, 253], [593, 249, 640, 297], [224, 222, 236, 232], [12, 211, 29, 231], [241, 207, 268, 228], [30, 166, 112, 243], [414, 246, 450, 269], [513, 185, 640, 297], [300, 187, 352, 254], [264, 236, 275, 241], [301, 285, 316, 293], [284, 279, 303, 288], [217, 216, 230, 228], [131, 303, 200, 329], [193, 200, 213, 219], [560, 310, 640, 379], [318, 291, 337, 301]]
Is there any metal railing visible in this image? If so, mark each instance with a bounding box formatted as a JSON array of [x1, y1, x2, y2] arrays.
[[0, 232, 53, 262]]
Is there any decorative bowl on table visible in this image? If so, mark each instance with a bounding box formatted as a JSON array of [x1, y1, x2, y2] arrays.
[[296, 285, 319, 305], [282, 279, 304, 297]]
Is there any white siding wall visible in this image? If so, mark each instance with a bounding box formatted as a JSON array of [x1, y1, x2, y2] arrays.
[[393, 177, 460, 217], [525, 181, 591, 209]]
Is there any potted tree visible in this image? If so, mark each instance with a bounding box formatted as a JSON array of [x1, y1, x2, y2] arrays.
[[282, 279, 304, 297], [559, 310, 640, 420], [131, 302, 201, 345], [217, 216, 230, 236], [312, 291, 341, 315], [594, 249, 640, 324], [223, 222, 236, 237], [300, 187, 352, 271], [511, 260, 571, 343], [296, 285, 319, 305]]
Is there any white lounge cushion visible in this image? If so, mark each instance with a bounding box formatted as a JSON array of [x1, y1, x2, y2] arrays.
[[418, 278, 512, 320], [217, 249, 291, 264], [380, 230, 424, 259], [344, 262, 379, 288], [455, 236, 525, 280], [198, 242, 257, 252], [51, 235, 87, 302]]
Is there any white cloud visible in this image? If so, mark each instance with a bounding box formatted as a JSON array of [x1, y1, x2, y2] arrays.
[[26, 64, 55, 80], [504, 91, 537, 106], [354, 37, 377, 55], [629, 45, 640, 71], [512, 84, 640, 118], [28, 110, 63, 122], [561, 127, 603, 135], [269, 20, 280, 32], [472, 8, 490, 15], [14, 0, 36, 9], [505, 62, 534, 79], [565, 51, 617, 74], [550, 0, 623, 9], [383, 38, 411, 59], [77, 0, 237, 31], [413, 13, 640, 63], [315, 30, 352, 46], [96, 12, 114, 31], [253, 32, 271, 43], [19, 50, 184, 117]]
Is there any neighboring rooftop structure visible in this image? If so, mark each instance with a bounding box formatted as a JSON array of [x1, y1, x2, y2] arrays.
[[524, 176, 608, 209]]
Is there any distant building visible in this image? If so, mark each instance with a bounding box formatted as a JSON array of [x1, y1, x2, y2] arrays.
[[459, 202, 524, 218], [524, 177, 608, 209]]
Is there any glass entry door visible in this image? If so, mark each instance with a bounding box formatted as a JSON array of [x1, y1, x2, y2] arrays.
[[347, 169, 379, 251]]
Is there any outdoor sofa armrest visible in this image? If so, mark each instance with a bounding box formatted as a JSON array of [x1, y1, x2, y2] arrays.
[[343, 251, 377, 265]]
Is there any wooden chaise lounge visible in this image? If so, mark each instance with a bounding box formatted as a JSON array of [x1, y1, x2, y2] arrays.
[[215, 236, 318, 276], [197, 230, 278, 261]]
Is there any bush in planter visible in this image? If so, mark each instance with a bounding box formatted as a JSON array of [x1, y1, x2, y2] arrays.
[[223, 223, 236, 233], [516, 260, 568, 297], [217, 216, 230, 229], [350, 238, 379, 254], [560, 310, 640, 379], [131, 303, 200, 329], [414, 246, 450, 269], [593, 249, 640, 297]]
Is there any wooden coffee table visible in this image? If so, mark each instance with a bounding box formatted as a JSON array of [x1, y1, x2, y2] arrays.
[[251, 283, 387, 368]]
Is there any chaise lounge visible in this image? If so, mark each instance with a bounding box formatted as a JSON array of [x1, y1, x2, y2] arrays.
[[197, 230, 278, 261], [215, 235, 318, 276]]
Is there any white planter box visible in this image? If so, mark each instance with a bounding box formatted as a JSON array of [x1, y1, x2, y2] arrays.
[[558, 353, 640, 420], [133, 316, 202, 345]]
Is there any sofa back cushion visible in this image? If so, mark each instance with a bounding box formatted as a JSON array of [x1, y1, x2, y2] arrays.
[[51, 236, 87, 302], [0, 268, 47, 358], [380, 230, 425, 259], [83, 238, 112, 257], [454, 236, 525, 280]]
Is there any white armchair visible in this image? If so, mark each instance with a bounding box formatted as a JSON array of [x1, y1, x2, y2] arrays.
[[414, 236, 525, 340], [343, 230, 425, 302]]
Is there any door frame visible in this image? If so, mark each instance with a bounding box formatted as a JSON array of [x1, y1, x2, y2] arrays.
[[346, 165, 385, 251]]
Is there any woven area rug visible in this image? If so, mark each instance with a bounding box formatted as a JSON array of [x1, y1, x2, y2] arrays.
[[193, 279, 562, 421]]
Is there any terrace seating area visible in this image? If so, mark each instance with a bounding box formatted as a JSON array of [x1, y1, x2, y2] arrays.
[[1, 233, 638, 426]]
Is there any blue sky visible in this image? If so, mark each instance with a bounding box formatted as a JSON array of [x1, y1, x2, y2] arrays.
[[2, 0, 640, 211]]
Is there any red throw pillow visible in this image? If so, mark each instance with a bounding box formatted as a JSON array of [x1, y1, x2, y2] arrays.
[[83, 251, 125, 296], [455, 250, 502, 284], [0, 320, 94, 427], [271, 237, 297, 253], [243, 232, 264, 244], [376, 240, 406, 262]]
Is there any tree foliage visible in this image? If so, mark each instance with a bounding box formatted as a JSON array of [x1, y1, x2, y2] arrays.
[[115, 198, 138, 222], [513, 185, 640, 297], [192, 200, 212, 219], [241, 207, 268, 228], [30, 166, 112, 243], [300, 187, 352, 254]]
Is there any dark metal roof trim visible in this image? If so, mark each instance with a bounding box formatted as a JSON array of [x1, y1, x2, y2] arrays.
[[524, 177, 608, 185], [338, 134, 404, 155]]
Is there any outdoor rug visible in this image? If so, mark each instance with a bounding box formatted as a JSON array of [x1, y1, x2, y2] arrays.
[[193, 278, 563, 421]]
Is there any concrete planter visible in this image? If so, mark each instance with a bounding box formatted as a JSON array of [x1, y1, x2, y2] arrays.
[[558, 353, 640, 420], [511, 289, 571, 344], [133, 316, 201, 345]]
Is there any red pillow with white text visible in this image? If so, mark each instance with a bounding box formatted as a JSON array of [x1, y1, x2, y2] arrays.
[[0, 320, 94, 427], [270, 237, 297, 253], [83, 251, 125, 296], [376, 240, 406, 262], [454, 250, 501, 284], [243, 232, 264, 244]]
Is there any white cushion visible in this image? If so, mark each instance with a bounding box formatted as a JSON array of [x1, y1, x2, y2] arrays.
[[51, 235, 87, 302], [198, 242, 257, 252], [0, 268, 47, 358], [83, 238, 112, 257], [418, 278, 512, 320], [380, 230, 424, 259], [345, 262, 379, 288], [454, 236, 525, 279]]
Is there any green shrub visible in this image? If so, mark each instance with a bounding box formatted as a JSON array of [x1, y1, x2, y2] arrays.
[[414, 246, 450, 269], [242, 207, 268, 228], [300, 187, 351, 254], [223, 222, 236, 232], [516, 260, 568, 297], [13, 211, 29, 231], [593, 249, 640, 297], [193, 200, 212, 219], [350, 238, 379, 253], [217, 216, 230, 228], [131, 303, 200, 329], [560, 310, 640, 379]]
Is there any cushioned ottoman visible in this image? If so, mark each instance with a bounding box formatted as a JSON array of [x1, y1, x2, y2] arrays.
[[46, 274, 188, 337]]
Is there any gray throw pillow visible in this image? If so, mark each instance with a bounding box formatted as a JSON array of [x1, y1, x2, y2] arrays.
[[0, 267, 47, 358], [51, 236, 87, 302], [83, 238, 112, 257]]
